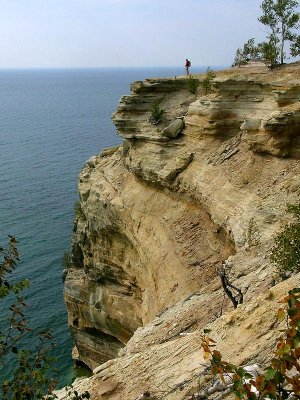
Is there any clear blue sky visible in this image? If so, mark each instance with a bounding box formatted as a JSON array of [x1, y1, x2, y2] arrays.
[[0, 0, 276, 68]]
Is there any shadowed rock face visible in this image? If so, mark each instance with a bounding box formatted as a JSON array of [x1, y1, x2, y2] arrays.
[[64, 63, 300, 384], [65, 149, 235, 369]]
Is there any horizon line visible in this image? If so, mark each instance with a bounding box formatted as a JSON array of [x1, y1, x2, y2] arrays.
[[0, 64, 228, 71]]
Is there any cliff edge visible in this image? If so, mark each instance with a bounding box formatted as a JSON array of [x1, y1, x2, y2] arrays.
[[62, 62, 300, 399]]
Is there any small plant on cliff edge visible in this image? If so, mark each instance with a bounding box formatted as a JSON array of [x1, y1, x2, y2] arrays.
[[201, 67, 216, 95], [149, 102, 165, 124], [74, 201, 84, 220], [271, 202, 300, 281], [62, 251, 71, 269], [187, 75, 200, 94], [200, 287, 300, 400]]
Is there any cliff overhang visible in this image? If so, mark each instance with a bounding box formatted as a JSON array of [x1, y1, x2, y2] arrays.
[[62, 62, 300, 399]]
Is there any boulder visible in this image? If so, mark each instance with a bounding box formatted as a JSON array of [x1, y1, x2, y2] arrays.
[[161, 119, 184, 138]]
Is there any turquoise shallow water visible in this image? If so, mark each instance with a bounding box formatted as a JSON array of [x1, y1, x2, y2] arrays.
[[0, 66, 215, 387]]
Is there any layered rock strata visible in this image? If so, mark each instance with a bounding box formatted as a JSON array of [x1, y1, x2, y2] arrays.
[[64, 62, 300, 396]]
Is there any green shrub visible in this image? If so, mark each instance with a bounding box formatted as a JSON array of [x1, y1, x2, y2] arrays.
[[62, 251, 71, 269], [271, 202, 300, 279], [149, 103, 165, 124], [187, 75, 200, 94], [201, 67, 216, 95], [74, 201, 84, 220]]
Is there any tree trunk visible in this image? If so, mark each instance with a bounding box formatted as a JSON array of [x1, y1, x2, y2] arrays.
[[281, 21, 285, 64]]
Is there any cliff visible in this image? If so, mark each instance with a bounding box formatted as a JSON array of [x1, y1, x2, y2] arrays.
[[62, 62, 300, 399]]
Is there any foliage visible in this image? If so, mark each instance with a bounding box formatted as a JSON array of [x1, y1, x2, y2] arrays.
[[270, 202, 300, 279], [149, 102, 165, 124], [201, 67, 216, 95], [234, 38, 262, 66], [0, 236, 30, 360], [0, 236, 58, 399], [258, 0, 300, 65], [2, 333, 57, 400], [257, 35, 281, 68], [63, 251, 71, 270], [201, 287, 300, 400], [234, 1, 300, 68], [187, 75, 200, 94], [74, 201, 84, 220], [290, 34, 300, 56], [66, 385, 90, 400], [234, 36, 280, 69], [0, 237, 90, 399], [247, 217, 261, 248]]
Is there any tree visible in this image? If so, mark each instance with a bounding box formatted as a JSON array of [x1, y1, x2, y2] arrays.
[[0, 236, 57, 399], [234, 38, 262, 66], [290, 33, 300, 55], [258, 0, 300, 65], [0, 237, 90, 400], [257, 34, 281, 67]]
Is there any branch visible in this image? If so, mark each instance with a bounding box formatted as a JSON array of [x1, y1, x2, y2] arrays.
[[217, 266, 243, 309]]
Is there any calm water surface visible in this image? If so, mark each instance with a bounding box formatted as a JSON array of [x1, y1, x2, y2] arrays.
[[0, 66, 215, 386]]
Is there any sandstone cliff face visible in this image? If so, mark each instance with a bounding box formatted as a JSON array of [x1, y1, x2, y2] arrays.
[[63, 63, 300, 398]]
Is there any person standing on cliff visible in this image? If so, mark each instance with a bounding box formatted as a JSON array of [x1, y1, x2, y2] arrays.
[[185, 59, 191, 75]]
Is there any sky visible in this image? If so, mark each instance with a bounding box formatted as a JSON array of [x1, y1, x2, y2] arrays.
[[0, 0, 281, 68]]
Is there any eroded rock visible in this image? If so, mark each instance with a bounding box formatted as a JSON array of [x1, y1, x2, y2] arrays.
[[64, 63, 300, 397]]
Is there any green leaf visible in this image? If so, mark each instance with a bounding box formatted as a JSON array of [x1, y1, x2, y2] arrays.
[[264, 368, 277, 380], [283, 343, 291, 353]]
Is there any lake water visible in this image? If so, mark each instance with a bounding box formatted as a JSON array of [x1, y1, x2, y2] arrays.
[[0, 66, 215, 387]]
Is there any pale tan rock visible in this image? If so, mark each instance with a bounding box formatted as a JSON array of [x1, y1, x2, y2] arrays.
[[97, 378, 118, 395], [62, 275, 300, 400], [63, 62, 300, 397], [161, 118, 184, 138]]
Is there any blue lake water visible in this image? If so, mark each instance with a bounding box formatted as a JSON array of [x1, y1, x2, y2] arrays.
[[0, 66, 218, 387]]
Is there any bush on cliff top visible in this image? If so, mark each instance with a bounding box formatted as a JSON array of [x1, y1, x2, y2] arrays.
[[201, 67, 216, 95], [187, 76, 200, 94]]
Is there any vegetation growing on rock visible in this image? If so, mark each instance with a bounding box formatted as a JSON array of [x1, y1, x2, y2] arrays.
[[201, 67, 216, 94], [271, 202, 300, 280], [200, 287, 300, 400], [149, 103, 165, 124], [187, 76, 200, 94]]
